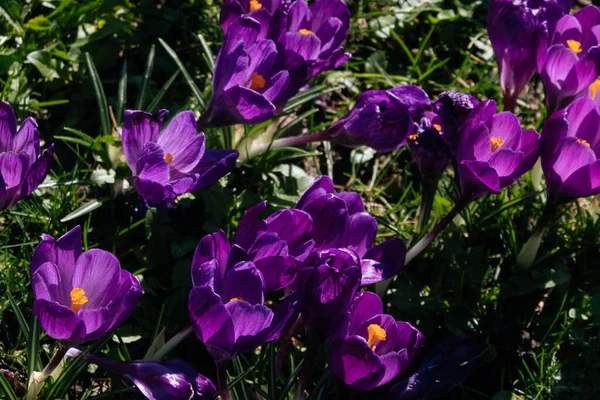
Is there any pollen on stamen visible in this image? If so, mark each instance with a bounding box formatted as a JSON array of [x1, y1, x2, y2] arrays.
[[590, 79, 600, 100], [299, 29, 314, 35], [70, 288, 88, 312], [407, 134, 418, 141], [249, 72, 266, 90], [230, 297, 245, 302], [433, 124, 442, 132], [165, 153, 173, 164], [578, 138, 591, 148], [490, 136, 504, 153], [567, 39, 582, 54], [367, 324, 387, 350], [249, 0, 262, 11]]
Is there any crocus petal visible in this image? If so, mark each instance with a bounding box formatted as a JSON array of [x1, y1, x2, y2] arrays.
[[287, 0, 310, 32], [193, 230, 231, 280], [192, 260, 220, 291], [133, 143, 174, 204], [157, 111, 206, 176], [31, 225, 82, 277], [188, 149, 238, 192], [488, 148, 523, 185], [20, 144, 54, 202], [301, 194, 349, 249], [234, 201, 268, 250], [347, 212, 377, 257], [459, 160, 501, 200], [265, 293, 300, 342], [337, 191, 365, 215], [550, 137, 596, 183], [71, 249, 121, 309], [31, 261, 66, 305], [122, 110, 167, 173], [360, 239, 406, 285], [295, 175, 336, 210], [103, 270, 143, 331], [0, 101, 16, 151], [396, 321, 425, 362], [329, 336, 385, 391], [226, 300, 274, 354], [265, 209, 314, 258], [348, 292, 383, 333], [221, 262, 266, 305], [489, 112, 522, 149], [377, 351, 408, 387], [13, 117, 40, 163], [0, 152, 29, 207], [559, 159, 600, 198], [77, 306, 111, 340], [223, 86, 276, 124], [33, 299, 86, 342]]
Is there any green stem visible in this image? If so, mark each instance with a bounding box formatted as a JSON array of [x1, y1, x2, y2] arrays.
[[238, 130, 331, 162], [151, 326, 193, 360], [217, 363, 231, 400], [516, 202, 556, 268], [416, 177, 439, 234]]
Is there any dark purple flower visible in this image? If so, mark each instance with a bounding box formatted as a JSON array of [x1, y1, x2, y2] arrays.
[[329, 292, 424, 391], [541, 98, 600, 203], [71, 350, 215, 400], [30, 226, 142, 345], [487, 0, 572, 109], [280, 0, 351, 80], [0, 101, 54, 209], [456, 100, 540, 201], [201, 16, 307, 127], [121, 109, 238, 205], [221, 0, 284, 39], [407, 112, 450, 177], [326, 86, 430, 153], [431, 91, 479, 156], [297, 248, 361, 342], [538, 6, 600, 112], [295, 176, 406, 285]]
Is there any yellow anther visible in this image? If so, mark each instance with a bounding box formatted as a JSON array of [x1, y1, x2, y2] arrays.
[[249, 0, 262, 11], [299, 29, 314, 35], [249, 72, 266, 90], [433, 123, 442, 132], [367, 324, 386, 350], [407, 134, 418, 141], [490, 136, 504, 153], [578, 138, 591, 148], [590, 79, 600, 99], [567, 39, 582, 54], [230, 297, 245, 302], [165, 153, 173, 164], [70, 288, 88, 312]]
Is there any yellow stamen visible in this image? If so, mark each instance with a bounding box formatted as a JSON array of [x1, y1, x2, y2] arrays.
[[249, 0, 262, 11], [230, 297, 244, 302], [590, 79, 600, 99], [366, 324, 386, 350], [249, 72, 266, 90], [567, 39, 582, 54], [433, 123, 442, 132], [70, 288, 88, 312], [407, 134, 418, 142], [490, 136, 504, 153], [165, 153, 173, 164], [578, 138, 591, 148], [299, 29, 314, 35]]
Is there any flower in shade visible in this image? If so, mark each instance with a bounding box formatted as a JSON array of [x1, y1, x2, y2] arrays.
[[407, 112, 450, 177], [329, 292, 424, 391], [30, 226, 142, 345], [456, 100, 540, 201], [541, 98, 600, 204], [295, 176, 406, 285], [538, 5, 600, 113], [121, 109, 238, 204], [431, 91, 479, 156], [200, 16, 307, 127], [68, 349, 215, 400], [297, 248, 360, 343], [188, 223, 301, 363], [326, 86, 430, 153], [0, 101, 54, 210], [280, 0, 351, 80], [220, 0, 285, 40], [487, 0, 572, 109]]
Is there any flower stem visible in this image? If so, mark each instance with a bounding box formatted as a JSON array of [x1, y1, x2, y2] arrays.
[[293, 341, 316, 400], [503, 92, 518, 113], [275, 317, 302, 382], [41, 345, 69, 379], [516, 202, 556, 268], [416, 177, 439, 234], [239, 130, 331, 161], [25, 345, 69, 400], [151, 326, 193, 360], [217, 363, 231, 400], [405, 202, 466, 266]]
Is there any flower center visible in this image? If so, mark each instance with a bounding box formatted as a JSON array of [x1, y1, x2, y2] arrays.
[[433, 123, 442, 132], [165, 152, 173, 165], [249, 0, 262, 11], [230, 297, 244, 302], [578, 138, 591, 148], [70, 288, 88, 312], [590, 79, 600, 99], [407, 134, 418, 141], [299, 29, 314, 35], [249, 72, 266, 90], [567, 39, 582, 54], [366, 324, 386, 350], [490, 136, 504, 153]]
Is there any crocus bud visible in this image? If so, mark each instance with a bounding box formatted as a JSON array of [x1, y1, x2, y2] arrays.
[[541, 98, 600, 204], [487, 0, 572, 110], [0, 101, 54, 209], [456, 100, 540, 202], [30, 226, 143, 345], [329, 292, 424, 391], [407, 112, 450, 177], [538, 6, 600, 113], [432, 91, 479, 156], [327, 86, 430, 153]]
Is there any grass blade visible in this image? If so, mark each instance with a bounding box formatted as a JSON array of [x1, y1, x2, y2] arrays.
[[158, 38, 206, 110], [0, 5, 24, 35], [6, 290, 29, 339], [146, 70, 180, 113], [85, 53, 111, 137], [116, 59, 128, 124], [27, 316, 41, 379], [0, 373, 18, 400], [60, 199, 105, 223], [136, 44, 156, 110], [197, 33, 215, 73]]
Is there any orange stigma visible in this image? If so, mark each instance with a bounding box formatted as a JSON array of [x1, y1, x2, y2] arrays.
[[367, 324, 386, 351], [433, 123, 442, 132], [299, 29, 314, 35], [249, 0, 262, 11], [249, 72, 266, 90], [70, 288, 88, 312], [490, 136, 504, 152], [578, 138, 591, 148], [567, 40, 582, 54], [590, 79, 600, 99], [230, 297, 245, 302], [165, 153, 173, 164], [407, 134, 418, 141]]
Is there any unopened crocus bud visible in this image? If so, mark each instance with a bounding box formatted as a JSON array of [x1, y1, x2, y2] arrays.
[[407, 112, 450, 177], [432, 91, 479, 156]]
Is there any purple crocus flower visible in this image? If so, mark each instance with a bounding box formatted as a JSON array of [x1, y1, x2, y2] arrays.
[[295, 176, 406, 285], [541, 98, 600, 203], [326, 86, 430, 153], [487, 0, 572, 111], [30, 226, 142, 345], [68, 349, 215, 400], [329, 292, 424, 391], [200, 16, 306, 127], [456, 100, 540, 201], [221, 0, 285, 40], [297, 248, 361, 343], [407, 112, 450, 177], [0, 101, 54, 209], [432, 91, 479, 156], [538, 6, 600, 113], [121, 109, 238, 205]]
